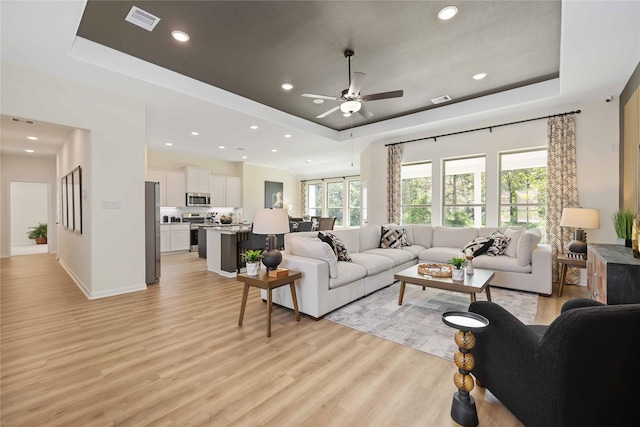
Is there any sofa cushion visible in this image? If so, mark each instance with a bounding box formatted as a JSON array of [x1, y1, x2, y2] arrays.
[[402, 244, 426, 257], [418, 247, 465, 264], [318, 232, 352, 262], [327, 230, 360, 254], [362, 248, 415, 266], [504, 228, 524, 258], [408, 224, 434, 248], [486, 231, 511, 256], [359, 226, 382, 252], [329, 262, 367, 289], [472, 253, 532, 273], [350, 253, 395, 276], [380, 226, 409, 248], [432, 226, 479, 248], [288, 237, 339, 278], [517, 230, 542, 266], [462, 236, 494, 257]]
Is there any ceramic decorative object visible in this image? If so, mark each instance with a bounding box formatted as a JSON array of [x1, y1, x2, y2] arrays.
[[246, 262, 260, 276], [452, 268, 465, 281], [633, 213, 640, 259]]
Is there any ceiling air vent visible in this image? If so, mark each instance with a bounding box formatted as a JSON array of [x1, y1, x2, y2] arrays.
[[125, 6, 161, 31], [430, 95, 452, 104]]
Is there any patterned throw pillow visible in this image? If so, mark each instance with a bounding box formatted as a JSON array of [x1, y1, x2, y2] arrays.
[[486, 231, 511, 256], [318, 232, 352, 262], [462, 236, 494, 257], [380, 226, 410, 248]]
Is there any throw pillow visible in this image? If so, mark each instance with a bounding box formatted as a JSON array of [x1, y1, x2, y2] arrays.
[[462, 236, 494, 257], [486, 231, 511, 256], [318, 232, 352, 262], [516, 229, 542, 266], [503, 228, 524, 258], [380, 226, 410, 248]]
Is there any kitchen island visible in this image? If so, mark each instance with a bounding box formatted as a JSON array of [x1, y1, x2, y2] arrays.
[[205, 226, 251, 278]]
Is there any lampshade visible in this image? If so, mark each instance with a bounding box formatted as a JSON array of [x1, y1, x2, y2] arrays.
[[560, 208, 600, 229], [340, 100, 361, 114], [252, 208, 290, 235]]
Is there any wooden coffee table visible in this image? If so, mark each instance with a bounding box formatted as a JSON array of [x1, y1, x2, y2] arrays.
[[237, 270, 302, 337], [395, 265, 494, 305]]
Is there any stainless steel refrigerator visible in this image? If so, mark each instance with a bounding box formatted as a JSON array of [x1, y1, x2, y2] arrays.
[[145, 181, 161, 284]]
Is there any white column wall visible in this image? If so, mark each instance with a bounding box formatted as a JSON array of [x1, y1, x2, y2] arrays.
[[1, 62, 147, 298]]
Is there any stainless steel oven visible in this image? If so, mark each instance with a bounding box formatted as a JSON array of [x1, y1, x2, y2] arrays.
[[182, 213, 207, 252], [186, 192, 211, 207]]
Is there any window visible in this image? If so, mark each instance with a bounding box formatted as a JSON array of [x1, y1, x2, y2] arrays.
[[327, 181, 344, 226], [401, 162, 432, 224], [443, 156, 486, 227], [500, 149, 547, 235], [307, 182, 323, 217], [348, 180, 361, 227]]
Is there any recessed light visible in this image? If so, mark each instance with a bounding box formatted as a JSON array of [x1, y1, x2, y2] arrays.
[[313, 99, 324, 104], [165, 142, 173, 146], [171, 30, 190, 42], [281, 83, 293, 91], [218, 146, 225, 149], [473, 72, 487, 80], [305, 160, 312, 163], [25, 149, 34, 153], [242, 156, 247, 159], [284, 134, 292, 138], [27, 136, 38, 140], [438, 6, 458, 20], [271, 149, 278, 153], [250, 125, 258, 130], [191, 131, 199, 136]]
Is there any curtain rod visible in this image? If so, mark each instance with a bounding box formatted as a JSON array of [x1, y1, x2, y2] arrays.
[[301, 174, 359, 183], [385, 109, 581, 147]]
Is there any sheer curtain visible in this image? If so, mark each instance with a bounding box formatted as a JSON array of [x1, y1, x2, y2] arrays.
[[546, 114, 579, 284], [387, 144, 403, 224]]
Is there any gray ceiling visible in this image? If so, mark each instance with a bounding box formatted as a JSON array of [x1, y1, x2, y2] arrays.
[[76, 0, 561, 131]]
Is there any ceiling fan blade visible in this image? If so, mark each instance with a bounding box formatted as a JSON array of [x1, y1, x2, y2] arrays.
[[361, 90, 404, 101], [316, 105, 341, 119], [302, 93, 340, 101], [347, 72, 366, 97], [358, 104, 374, 119]]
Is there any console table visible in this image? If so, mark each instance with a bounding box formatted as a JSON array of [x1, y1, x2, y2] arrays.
[[587, 244, 640, 304]]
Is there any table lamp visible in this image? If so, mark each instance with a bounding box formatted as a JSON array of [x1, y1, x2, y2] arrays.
[[252, 208, 290, 271], [560, 207, 600, 253]]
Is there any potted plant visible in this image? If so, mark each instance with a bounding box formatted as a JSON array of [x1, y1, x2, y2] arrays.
[[612, 208, 634, 247], [449, 256, 466, 281], [243, 249, 263, 276], [27, 223, 47, 244]]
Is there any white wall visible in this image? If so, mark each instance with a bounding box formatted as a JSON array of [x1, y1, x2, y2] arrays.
[[1, 62, 147, 298], [242, 163, 300, 221], [1, 154, 57, 255], [146, 148, 243, 177], [362, 98, 620, 245], [10, 182, 48, 246]]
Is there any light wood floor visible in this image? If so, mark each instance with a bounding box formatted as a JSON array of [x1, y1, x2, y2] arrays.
[[1, 252, 587, 426]]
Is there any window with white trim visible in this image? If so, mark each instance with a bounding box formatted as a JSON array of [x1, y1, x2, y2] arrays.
[[443, 156, 486, 227], [401, 162, 432, 224]]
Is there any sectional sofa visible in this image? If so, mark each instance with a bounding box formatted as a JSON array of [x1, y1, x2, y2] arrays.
[[262, 225, 551, 319]]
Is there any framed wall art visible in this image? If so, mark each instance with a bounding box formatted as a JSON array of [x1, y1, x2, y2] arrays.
[[264, 181, 284, 209], [72, 166, 82, 234], [61, 175, 68, 229]]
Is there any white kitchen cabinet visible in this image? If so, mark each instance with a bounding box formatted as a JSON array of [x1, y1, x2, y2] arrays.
[[209, 175, 225, 206], [160, 225, 171, 253], [166, 171, 186, 207], [209, 175, 242, 207], [225, 176, 242, 207], [146, 170, 167, 207], [185, 167, 210, 194]]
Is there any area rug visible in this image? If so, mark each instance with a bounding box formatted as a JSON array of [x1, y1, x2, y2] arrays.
[[325, 282, 538, 361]]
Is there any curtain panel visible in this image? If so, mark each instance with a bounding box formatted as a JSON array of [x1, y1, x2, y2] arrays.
[[547, 114, 580, 284], [300, 182, 306, 217], [387, 144, 403, 224]]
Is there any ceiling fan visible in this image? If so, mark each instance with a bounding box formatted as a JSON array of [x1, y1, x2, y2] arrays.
[[302, 49, 404, 119]]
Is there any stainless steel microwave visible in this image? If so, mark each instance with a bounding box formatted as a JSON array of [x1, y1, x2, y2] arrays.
[[186, 192, 211, 207]]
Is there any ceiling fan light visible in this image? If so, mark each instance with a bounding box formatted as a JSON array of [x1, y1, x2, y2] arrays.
[[340, 100, 361, 114], [438, 6, 458, 20]]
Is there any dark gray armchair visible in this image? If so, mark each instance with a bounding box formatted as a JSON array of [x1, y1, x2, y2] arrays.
[[468, 299, 640, 427]]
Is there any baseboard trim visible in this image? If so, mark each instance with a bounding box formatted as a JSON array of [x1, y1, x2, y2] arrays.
[[58, 258, 91, 299], [58, 259, 147, 299]]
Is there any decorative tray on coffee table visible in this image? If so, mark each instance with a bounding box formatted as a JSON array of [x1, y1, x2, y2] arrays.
[[417, 263, 453, 277]]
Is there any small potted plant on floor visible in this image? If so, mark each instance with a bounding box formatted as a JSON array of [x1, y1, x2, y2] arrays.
[[449, 256, 466, 281], [243, 249, 263, 276], [613, 208, 634, 247], [27, 223, 48, 244]]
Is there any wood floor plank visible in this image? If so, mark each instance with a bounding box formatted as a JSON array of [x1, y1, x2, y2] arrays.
[[1, 252, 587, 426]]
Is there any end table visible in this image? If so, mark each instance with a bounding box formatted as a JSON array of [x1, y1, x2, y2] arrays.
[[237, 270, 302, 337], [557, 254, 587, 297]]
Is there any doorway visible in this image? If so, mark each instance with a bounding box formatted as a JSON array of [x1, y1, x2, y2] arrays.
[[10, 181, 49, 256]]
